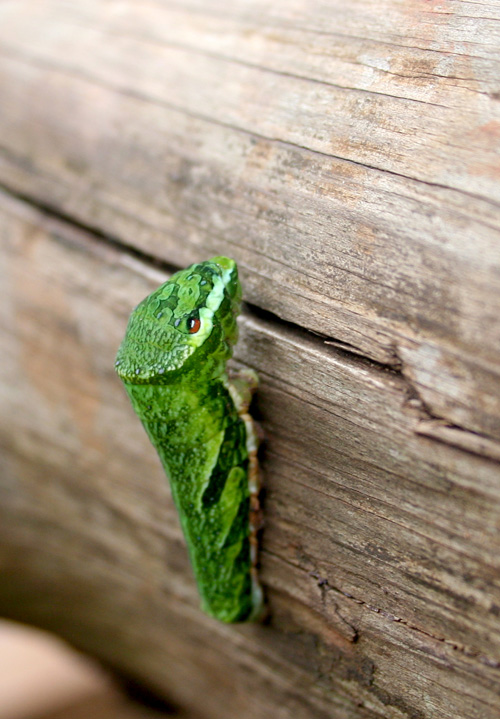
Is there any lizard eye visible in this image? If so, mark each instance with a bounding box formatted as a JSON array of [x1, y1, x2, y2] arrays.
[[188, 316, 201, 334]]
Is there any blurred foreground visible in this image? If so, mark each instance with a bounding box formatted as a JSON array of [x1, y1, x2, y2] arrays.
[[0, 621, 168, 719]]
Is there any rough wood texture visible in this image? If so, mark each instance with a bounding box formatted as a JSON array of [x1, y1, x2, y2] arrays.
[[1, 2, 500, 718], [2, 192, 500, 719], [0, 0, 500, 443]]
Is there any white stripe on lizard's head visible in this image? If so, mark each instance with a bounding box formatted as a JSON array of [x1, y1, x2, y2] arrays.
[[115, 257, 241, 383]]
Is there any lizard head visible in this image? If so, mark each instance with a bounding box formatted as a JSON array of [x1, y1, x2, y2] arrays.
[[115, 256, 242, 384]]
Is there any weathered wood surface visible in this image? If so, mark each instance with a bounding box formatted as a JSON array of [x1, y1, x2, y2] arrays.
[[0, 0, 500, 444], [1, 2, 500, 718], [2, 191, 500, 719]]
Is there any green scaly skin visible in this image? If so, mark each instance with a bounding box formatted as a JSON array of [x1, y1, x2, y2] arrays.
[[115, 257, 263, 622]]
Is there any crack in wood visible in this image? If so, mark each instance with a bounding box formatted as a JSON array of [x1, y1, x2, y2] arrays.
[[0, 40, 499, 209], [275, 550, 500, 670], [71, 18, 449, 108], [1, 177, 499, 462]]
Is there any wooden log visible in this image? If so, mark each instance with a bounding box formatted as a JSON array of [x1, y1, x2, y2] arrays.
[[2, 191, 500, 719], [1, 2, 500, 717], [0, 1, 499, 441]]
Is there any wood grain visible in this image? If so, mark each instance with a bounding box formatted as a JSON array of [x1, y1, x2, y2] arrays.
[[2, 191, 500, 719], [0, 0, 499, 442], [1, 3, 500, 717]]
